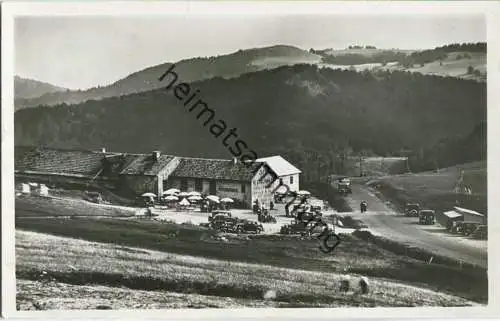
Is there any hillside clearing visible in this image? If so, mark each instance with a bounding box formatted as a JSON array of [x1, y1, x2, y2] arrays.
[[16, 230, 479, 308], [369, 161, 487, 215], [15, 194, 137, 218]]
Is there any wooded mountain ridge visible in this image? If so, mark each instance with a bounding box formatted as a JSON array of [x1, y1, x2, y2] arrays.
[[15, 64, 486, 179]]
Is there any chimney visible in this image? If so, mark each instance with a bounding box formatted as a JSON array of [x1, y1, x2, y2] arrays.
[[152, 151, 161, 161], [101, 147, 106, 153]]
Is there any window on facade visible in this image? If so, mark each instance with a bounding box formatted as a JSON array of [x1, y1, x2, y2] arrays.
[[241, 184, 246, 193], [290, 176, 294, 184], [180, 179, 188, 191], [195, 179, 203, 191]]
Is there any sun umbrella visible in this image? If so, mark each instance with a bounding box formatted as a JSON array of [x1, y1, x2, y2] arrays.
[[178, 192, 190, 197], [188, 191, 201, 196], [163, 188, 180, 195], [164, 195, 179, 201], [179, 198, 190, 206], [188, 195, 202, 201], [297, 190, 311, 196], [142, 192, 156, 198], [220, 197, 234, 203], [206, 195, 220, 202]]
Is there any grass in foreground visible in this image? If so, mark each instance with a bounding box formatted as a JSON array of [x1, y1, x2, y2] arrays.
[[16, 230, 478, 308], [16, 217, 488, 303]]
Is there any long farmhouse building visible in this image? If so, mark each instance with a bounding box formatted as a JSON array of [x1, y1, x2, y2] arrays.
[[14, 146, 301, 208]]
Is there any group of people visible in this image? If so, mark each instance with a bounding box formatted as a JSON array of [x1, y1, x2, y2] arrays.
[[253, 199, 274, 214]]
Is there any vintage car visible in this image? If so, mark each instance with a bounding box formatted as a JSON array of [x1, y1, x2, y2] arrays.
[[405, 203, 421, 217], [135, 196, 155, 207], [461, 221, 482, 236], [418, 210, 435, 225], [236, 220, 264, 234], [208, 210, 232, 221], [280, 220, 309, 235], [296, 210, 322, 224]]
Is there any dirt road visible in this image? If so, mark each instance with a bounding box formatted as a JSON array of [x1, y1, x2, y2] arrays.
[[343, 184, 487, 268]]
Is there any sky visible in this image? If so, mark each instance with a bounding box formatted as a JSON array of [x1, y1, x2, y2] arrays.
[[15, 15, 485, 90]]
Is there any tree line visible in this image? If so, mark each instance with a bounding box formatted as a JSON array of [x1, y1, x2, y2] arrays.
[[15, 64, 486, 182]]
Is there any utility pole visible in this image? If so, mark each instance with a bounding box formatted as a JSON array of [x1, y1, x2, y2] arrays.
[[454, 169, 465, 206], [359, 153, 365, 177]]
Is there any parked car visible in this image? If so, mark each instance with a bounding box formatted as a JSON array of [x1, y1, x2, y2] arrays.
[[236, 220, 264, 234], [280, 220, 308, 235], [405, 203, 420, 217], [84, 191, 103, 204], [418, 210, 435, 225], [296, 210, 322, 224], [208, 211, 233, 231], [471, 225, 487, 239], [461, 221, 482, 236]]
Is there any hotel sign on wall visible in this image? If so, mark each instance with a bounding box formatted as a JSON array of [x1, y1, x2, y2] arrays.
[[218, 187, 239, 193]]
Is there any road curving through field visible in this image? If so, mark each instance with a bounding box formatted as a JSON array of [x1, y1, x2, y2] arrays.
[[342, 184, 487, 268]]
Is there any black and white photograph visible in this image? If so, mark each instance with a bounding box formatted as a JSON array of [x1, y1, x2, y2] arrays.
[[2, 1, 499, 318]]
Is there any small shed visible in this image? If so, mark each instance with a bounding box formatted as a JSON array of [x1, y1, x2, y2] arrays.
[[442, 210, 464, 229]]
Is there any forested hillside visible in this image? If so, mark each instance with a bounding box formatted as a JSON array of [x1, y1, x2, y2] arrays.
[[15, 64, 486, 181]]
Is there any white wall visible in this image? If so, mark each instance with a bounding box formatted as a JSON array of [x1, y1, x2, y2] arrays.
[[251, 166, 300, 207], [168, 177, 251, 204], [216, 181, 250, 204]]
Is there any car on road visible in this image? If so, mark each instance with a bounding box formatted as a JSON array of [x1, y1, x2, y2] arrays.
[[418, 210, 435, 225], [258, 211, 277, 223], [405, 203, 420, 217]]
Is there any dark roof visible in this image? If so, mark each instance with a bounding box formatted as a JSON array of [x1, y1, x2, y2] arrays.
[[120, 154, 177, 176], [14, 146, 171, 178], [171, 157, 262, 181], [15, 146, 105, 177], [101, 154, 138, 177]]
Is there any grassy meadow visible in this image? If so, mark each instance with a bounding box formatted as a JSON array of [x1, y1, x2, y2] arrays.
[[369, 161, 487, 215], [16, 215, 488, 306], [16, 229, 480, 309]]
